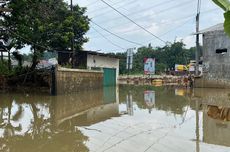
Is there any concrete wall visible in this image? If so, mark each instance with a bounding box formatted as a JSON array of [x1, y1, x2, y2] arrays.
[[56, 68, 103, 94], [87, 54, 119, 82], [198, 30, 230, 88]]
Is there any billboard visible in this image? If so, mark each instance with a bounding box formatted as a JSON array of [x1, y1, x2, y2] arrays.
[[144, 58, 155, 75]]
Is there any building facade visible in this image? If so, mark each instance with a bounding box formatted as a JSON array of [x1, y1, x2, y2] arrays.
[[195, 23, 230, 88], [57, 50, 119, 86]]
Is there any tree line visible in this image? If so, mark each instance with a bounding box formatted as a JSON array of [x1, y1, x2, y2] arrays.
[[109, 42, 196, 75]]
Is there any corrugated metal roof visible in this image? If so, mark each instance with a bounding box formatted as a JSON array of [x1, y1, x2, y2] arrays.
[[193, 23, 224, 34]]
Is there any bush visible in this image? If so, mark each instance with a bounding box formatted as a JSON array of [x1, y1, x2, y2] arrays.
[[0, 61, 12, 76]]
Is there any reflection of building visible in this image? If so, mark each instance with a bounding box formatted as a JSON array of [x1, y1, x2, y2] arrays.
[[59, 103, 119, 128], [203, 105, 230, 147], [52, 87, 119, 127], [194, 88, 230, 147]]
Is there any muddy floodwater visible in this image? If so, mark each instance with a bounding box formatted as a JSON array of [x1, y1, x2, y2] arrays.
[[1, 85, 230, 152]]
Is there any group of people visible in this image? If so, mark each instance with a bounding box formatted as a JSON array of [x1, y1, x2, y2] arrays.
[[183, 74, 194, 88]]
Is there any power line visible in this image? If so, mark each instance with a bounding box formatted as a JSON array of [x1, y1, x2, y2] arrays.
[[159, 17, 195, 37], [88, 0, 130, 14], [85, 0, 98, 7], [88, 7, 218, 37], [89, 7, 218, 47], [6, 28, 51, 51], [92, 0, 176, 19], [90, 20, 143, 46], [91, 26, 126, 50], [89, 17, 193, 39], [99, 0, 167, 44], [94, 0, 192, 26]]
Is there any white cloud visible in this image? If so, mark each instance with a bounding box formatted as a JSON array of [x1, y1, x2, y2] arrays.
[[176, 35, 195, 48], [67, 0, 224, 52]]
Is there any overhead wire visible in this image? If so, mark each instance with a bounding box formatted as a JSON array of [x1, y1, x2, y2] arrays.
[[6, 28, 51, 51], [85, 0, 98, 7], [88, 7, 219, 38], [93, 0, 193, 25], [92, 0, 177, 19], [90, 20, 143, 46], [98, 0, 167, 44], [89, 7, 219, 49], [88, 0, 195, 36], [91, 26, 126, 50], [88, 0, 131, 14], [89, 17, 193, 39], [160, 17, 195, 37]]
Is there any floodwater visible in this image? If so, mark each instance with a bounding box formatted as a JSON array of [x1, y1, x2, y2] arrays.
[[1, 85, 230, 152]]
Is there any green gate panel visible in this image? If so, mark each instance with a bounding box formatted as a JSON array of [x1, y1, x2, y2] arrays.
[[103, 86, 116, 104], [103, 68, 116, 86]]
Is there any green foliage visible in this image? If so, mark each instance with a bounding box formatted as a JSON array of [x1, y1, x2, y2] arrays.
[[224, 11, 230, 36], [212, 0, 230, 11], [212, 0, 230, 37], [113, 42, 195, 75], [0, 61, 11, 76], [0, 60, 30, 77], [3, 0, 90, 70]]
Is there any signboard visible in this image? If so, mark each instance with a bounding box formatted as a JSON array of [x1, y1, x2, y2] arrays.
[[144, 58, 155, 75], [126, 48, 134, 70]]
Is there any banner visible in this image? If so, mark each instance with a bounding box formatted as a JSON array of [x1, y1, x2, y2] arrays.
[[144, 58, 155, 75]]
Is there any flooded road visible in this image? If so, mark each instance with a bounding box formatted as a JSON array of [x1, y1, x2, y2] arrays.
[[1, 85, 230, 152]]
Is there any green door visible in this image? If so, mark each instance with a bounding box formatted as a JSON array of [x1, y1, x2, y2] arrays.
[[103, 68, 116, 86]]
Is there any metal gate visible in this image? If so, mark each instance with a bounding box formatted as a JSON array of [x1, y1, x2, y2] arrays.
[[103, 68, 116, 86]]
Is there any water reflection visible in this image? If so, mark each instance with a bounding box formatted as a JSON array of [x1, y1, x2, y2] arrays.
[[0, 86, 230, 151], [195, 88, 230, 148]]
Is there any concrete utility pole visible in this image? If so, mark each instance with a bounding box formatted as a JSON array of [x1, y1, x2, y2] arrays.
[[195, 0, 201, 76], [70, 0, 76, 68]]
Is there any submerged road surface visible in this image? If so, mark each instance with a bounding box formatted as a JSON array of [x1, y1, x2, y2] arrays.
[[0, 85, 230, 152]]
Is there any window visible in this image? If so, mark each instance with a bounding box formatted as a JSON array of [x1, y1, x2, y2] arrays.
[[216, 48, 227, 54]]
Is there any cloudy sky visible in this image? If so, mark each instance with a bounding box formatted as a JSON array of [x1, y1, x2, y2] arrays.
[[67, 0, 224, 53], [20, 0, 224, 54]]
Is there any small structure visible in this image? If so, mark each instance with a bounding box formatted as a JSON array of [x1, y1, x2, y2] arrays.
[[195, 23, 230, 88], [58, 50, 119, 86]]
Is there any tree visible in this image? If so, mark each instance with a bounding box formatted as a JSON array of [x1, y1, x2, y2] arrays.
[[3, 0, 90, 70], [112, 42, 195, 74], [212, 0, 230, 37]]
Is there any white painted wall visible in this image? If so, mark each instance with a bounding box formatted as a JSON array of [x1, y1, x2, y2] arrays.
[[87, 54, 119, 82]]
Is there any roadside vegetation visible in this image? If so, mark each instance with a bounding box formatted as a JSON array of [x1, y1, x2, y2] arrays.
[[109, 42, 196, 75]]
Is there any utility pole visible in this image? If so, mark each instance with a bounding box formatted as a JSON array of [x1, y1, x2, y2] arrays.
[[126, 48, 134, 83], [195, 0, 201, 76], [70, 0, 76, 68]]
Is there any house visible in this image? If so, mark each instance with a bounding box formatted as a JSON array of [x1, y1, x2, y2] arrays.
[[57, 50, 119, 86], [195, 23, 230, 88]]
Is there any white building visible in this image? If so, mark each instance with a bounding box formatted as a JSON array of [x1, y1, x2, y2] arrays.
[[58, 50, 120, 86]]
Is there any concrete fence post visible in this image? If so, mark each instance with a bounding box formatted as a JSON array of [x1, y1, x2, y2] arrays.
[[50, 65, 57, 96]]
